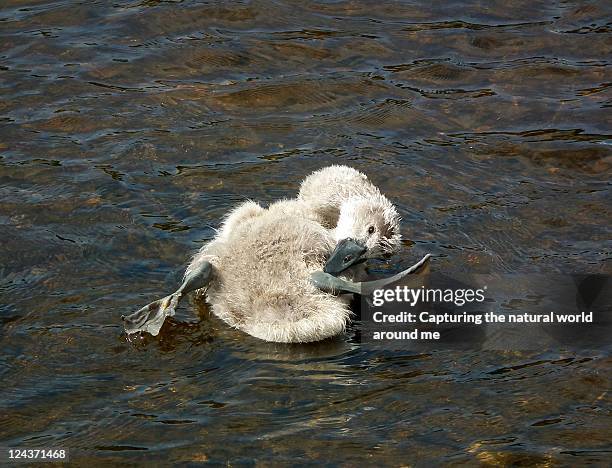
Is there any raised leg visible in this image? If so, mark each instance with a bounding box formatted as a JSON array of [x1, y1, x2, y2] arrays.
[[311, 254, 431, 296], [122, 261, 213, 336]]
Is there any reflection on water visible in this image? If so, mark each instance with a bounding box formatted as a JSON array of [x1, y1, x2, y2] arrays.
[[0, 0, 610, 464]]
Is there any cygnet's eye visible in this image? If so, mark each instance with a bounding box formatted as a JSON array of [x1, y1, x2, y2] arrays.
[[368, 226, 375, 235]]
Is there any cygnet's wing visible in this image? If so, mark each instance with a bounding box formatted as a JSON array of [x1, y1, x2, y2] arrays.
[[311, 254, 431, 296], [122, 261, 213, 336]]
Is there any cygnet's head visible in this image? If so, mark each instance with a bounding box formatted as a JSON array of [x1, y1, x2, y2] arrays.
[[324, 194, 401, 275]]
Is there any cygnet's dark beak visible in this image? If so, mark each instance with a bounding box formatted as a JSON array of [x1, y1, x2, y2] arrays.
[[324, 238, 368, 276]]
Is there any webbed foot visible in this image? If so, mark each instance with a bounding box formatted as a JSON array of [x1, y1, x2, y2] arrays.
[[122, 261, 213, 336], [312, 254, 431, 295]]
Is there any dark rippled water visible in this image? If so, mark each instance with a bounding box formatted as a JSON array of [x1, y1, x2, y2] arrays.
[[1, 0, 611, 464]]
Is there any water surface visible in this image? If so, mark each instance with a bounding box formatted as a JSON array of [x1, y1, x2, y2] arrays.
[[1, 0, 610, 464]]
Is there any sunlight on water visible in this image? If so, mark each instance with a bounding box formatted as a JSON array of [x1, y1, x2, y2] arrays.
[[0, 0, 610, 464]]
